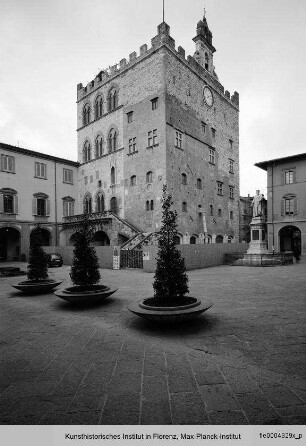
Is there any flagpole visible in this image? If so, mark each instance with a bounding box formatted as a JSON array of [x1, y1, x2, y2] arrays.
[[163, 0, 164, 22]]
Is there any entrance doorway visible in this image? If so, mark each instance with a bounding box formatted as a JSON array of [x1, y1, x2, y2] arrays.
[[279, 225, 301, 253], [0, 227, 21, 261]]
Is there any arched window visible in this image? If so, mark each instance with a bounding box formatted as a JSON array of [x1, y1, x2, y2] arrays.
[[95, 96, 103, 119], [205, 52, 209, 70], [197, 178, 202, 190], [146, 171, 153, 183], [110, 197, 118, 213], [95, 135, 103, 158], [210, 204, 213, 216], [228, 235, 233, 243], [216, 235, 224, 244], [130, 175, 137, 186], [110, 166, 115, 185], [83, 141, 91, 163], [95, 192, 105, 212], [182, 202, 187, 212], [108, 88, 118, 112], [146, 200, 154, 211], [181, 173, 187, 185], [83, 193, 92, 214], [108, 128, 117, 153], [190, 235, 197, 244], [82, 104, 91, 126], [174, 235, 181, 245], [230, 210, 233, 220]]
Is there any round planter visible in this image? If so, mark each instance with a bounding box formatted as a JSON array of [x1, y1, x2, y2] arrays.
[[128, 297, 212, 323], [11, 279, 62, 294], [54, 284, 117, 304]]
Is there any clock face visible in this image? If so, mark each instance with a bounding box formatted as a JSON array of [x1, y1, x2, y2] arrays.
[[203, 86, 213, 107]]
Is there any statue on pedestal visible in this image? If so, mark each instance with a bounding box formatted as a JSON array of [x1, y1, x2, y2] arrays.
[[251, 190, 266, 218]]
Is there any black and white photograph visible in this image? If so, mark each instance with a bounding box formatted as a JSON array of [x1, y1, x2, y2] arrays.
[[0, 0, 305, 444]]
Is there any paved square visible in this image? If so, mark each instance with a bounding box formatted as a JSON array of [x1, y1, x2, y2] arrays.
[[0, 260, 305, 425]]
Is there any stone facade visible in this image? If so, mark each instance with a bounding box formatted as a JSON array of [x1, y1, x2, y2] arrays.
[[255, 153, 306, 254], [76, 16, 240, 244], [239, 195, 253, 242]]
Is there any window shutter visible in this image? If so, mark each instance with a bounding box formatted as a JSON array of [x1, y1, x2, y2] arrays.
[[32, 198, 37, 215], [14, 195, 18, 214], [280, 199, 285, 216], [281, 171, 285, 186], [293, 170, 296, 183], [63, 201, 67, 217], [294, 197, 298, 215], [46, 199, 50, 216], [11, 157, 15, 173], [0, 194, 3, 212]]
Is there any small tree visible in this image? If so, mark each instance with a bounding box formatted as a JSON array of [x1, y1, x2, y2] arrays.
[[70, 215, 101, 288], [27, 226, 49, 281], [153, 185, 189, 302]]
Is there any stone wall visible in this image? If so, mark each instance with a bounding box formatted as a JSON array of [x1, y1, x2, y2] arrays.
[[142, 243, 248, 272], [44, 245, 113, 269]]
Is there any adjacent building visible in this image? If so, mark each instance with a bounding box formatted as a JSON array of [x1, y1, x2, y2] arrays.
[[255, 153, 306, 254], [0, 143, 78, 261]]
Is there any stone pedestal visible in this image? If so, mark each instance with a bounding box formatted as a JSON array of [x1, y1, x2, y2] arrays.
[[247, 217, 269, 254]]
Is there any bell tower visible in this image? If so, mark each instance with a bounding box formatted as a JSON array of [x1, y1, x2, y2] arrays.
[[193, 10, 216, 74]]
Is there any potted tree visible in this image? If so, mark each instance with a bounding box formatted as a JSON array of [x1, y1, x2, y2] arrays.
[[11, 226, 62, 293], [128, 186, 212, 322], [54, 214, 117, 304]]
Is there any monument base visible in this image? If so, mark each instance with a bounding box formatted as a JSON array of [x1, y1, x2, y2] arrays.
[[225, 252, 293, 267]]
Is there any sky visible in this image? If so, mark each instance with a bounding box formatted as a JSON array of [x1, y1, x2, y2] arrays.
[[0, 0, 305, 196]]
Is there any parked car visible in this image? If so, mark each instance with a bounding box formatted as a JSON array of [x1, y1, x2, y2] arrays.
[[46, 253, 63, 267]]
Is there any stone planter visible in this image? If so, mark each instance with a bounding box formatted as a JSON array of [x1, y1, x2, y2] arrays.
[[128, 297, 212, 323], [11, 279, 62, 294], [54, 284, 117, 304]]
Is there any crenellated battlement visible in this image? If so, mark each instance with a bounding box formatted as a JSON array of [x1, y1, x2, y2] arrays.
[[77, 22, 239, 108]]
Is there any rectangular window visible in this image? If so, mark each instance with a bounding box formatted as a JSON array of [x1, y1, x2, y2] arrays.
[[153, 129, 157, 145], [151, 98, 158, 110], [229, 185, 234, 199], [148, 130, 157, 147], [37, 198, 46, 216], [285, 198, 294, 215], [209, 149, 215, 164], [229, 159, 234, 174], [129, 137, 137, 154], [63, 168, 73, 184], [3, 194, 14, 213], [63, 201, 74, 217], [201, 122, 206, 134], [211, 128, 216, 139], [35, 162, 47, 179], [1, 154, 15, 173], [127, 111, 133, 123], [229, 139, 233, 150], [217, 181, 223, 196], [175, 131, 182, 148], [285, 171, 294, 184]]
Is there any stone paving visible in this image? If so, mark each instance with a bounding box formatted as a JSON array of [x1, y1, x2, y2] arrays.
[[0, 259, 305, 425]]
